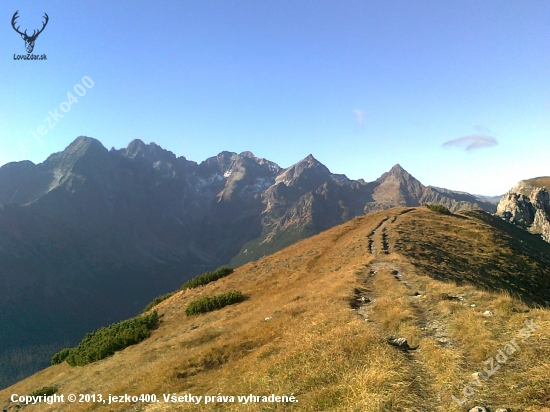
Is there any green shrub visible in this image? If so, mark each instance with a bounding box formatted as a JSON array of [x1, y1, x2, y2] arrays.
[[186, 291, 244, 316], [141, 267, 235, 313], [51, 347, 72, 365], [180, 267, 234, 290], [55, 311, 159, 367], [424, 204, 451, 215], [29, 386, 57, 397], [142, 291, 176, 313]]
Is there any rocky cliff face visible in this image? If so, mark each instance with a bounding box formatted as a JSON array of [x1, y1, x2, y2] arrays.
[[496, 178, 550, 242]]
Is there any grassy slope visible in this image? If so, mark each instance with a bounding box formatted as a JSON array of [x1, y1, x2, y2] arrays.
[[2, 207, 550, 411]]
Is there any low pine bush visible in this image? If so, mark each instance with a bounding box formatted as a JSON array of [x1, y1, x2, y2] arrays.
[[180, 267, 234, 290], [29, 386, 58, 397], [186, 291, 244, 316], [51, 348, 71, 365], [51, 311, 159, 367], [424, 204, 451, 215], [141, 267, 235, 313]]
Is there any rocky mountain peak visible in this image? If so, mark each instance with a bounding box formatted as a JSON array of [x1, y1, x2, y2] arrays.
[[274, 154, 331, 188], [377, 163, 415, 183], [366, 164, 425, 210], [239, 151, 255, 158], [301, 154, 323, 167], [294, 154, 327, 171], [64, 136, 107, 158], [41, 136, 109, 174], [390, 163, 406, 172], [123, 139, 178, 164]]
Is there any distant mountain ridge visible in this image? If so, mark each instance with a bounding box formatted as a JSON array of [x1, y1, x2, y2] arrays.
[[0, 136, 497, 388]]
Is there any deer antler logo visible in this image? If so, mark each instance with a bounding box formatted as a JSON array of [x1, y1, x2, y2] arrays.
[[11, 11, 49, 54]]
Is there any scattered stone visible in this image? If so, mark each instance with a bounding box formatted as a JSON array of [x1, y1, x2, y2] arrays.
[[190, 325, 199, 330], [483, 310, 494, 316], [470, 304, 477, 307], [413, 291, 423, 296], [387, 336, 418, 351], [469, 407, 488, 412], [436, 337, 449, 345], [264, 317, 272, 321], [391, 270, 399, 275], [495, 409, 510, 412], [443, 293, 462, 301], [511, 307, 529, 313]]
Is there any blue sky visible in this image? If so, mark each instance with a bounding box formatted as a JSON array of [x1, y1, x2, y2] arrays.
[[1, 0, 549, 195]]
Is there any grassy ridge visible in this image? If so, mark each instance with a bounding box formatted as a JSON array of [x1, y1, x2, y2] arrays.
[[5, 207, 550, 412], [423, 204, 452, 215]]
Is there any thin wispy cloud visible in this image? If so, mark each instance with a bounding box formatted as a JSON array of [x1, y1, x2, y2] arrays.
[[442, 134, 498, 151], [353, 109, 367, 131]]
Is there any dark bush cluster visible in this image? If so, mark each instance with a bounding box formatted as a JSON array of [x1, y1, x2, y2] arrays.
[[185, 291, 244, 316], [141, 267, 235, 313], [424, 204, 452, 215], [29, 386, 58, 397], [180, 267, 234, 291], [51, 311, 159, 367], [51, 348, 71, 365]]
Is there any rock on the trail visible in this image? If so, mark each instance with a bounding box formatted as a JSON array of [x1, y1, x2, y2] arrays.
[[511, 307, 529, 313], [468, 407, 487, 412], [387, 335, 418, 351]]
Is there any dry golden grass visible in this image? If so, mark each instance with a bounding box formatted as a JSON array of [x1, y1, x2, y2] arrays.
[[1, 207, 550, 411]]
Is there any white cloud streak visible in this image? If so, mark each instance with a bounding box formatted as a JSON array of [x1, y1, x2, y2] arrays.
[[442, 134, 498, 151], [353, 109, 367, 132]]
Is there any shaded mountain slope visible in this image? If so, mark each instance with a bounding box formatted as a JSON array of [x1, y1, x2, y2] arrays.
[[0, 137, 498, 388], [2, 206, 549, 411]]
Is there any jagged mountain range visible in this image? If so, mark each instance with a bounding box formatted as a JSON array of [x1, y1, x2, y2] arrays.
[[0, 136, 499, 270], [0, 136, 497, 388]]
